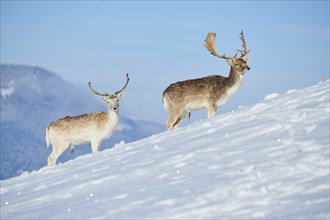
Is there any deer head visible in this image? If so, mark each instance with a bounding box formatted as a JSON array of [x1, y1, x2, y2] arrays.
[[204, 30, 251, 75], [88, 73, 129, 111]]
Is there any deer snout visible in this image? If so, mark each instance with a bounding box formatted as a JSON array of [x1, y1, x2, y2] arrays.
[[246, 65, 250, 70], [112, 103, 119, 111]]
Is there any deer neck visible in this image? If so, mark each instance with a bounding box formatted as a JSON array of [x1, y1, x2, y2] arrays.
[[107, 106, 119, 124], [226, 66, 244, 87], [219, 66, 244, 102]]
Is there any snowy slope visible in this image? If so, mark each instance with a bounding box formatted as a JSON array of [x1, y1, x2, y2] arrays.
[[1, 80, 329, 219]]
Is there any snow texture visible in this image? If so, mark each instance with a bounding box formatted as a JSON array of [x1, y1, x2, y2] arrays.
[[1, 80, 329, 219]]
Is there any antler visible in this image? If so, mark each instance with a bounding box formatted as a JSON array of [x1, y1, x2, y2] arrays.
[[114, 73, 129, 95], [88, 73, 129, 97], [88, 82, 109, 97], [205, 31, 251, 59], [204, 32, 233, 60], [236, 30, 251, 58]]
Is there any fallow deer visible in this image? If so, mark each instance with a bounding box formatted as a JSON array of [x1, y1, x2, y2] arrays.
[[163, 31, 251, 130], [46, 73, 129, 165]]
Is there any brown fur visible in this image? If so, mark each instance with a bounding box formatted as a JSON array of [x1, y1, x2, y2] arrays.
[[48, 112, 108, 131]]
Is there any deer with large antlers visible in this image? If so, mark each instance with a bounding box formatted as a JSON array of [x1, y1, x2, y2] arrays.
[[163, 31, 251, 130], [46, 73, 129, 165]]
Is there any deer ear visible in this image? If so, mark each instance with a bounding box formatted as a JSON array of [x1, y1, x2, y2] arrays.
[[117, 92, 124, 99], [100, 97, 108, 102], [245, 56, 251, 62], [226, 59, 232, 66]]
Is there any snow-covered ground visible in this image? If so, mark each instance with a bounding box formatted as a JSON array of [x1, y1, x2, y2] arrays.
[[1, 80, 329, 219]]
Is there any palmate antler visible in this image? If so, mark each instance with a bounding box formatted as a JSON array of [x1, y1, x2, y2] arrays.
[[236, 30, 251, 58], [204, 30, 250, 59], [88, 73, 129, 97], [204, 32, 233, 60]]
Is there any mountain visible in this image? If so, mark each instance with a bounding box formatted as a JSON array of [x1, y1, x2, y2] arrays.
[[0, 64, 163, 180], [1, 80, 329, 219]]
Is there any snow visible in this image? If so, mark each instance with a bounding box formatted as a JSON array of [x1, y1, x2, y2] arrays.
[[264, 92, 279, 100], [115, 123, 132, 131], [1, 80, 329, 219]]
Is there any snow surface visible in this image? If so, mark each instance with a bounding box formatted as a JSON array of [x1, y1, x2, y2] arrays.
[[264, 92, 279, 100], [1, 80, 329, 219]]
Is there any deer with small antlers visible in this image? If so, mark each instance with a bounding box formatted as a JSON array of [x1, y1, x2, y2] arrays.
[[163, 31, 251, 130], [46, 73, 129, 165]]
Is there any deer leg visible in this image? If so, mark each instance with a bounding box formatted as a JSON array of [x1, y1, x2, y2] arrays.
[[166, 108, 182, 130], [91, 140, 101, 153], [70, 144, 75, 157], [173, 111, 189, 128], [166, 118, 175, 130], [47, 149, 56, 166], [207, 104, 217, 119], [166, 109, 178, 130], [47, 143, 68, 166]]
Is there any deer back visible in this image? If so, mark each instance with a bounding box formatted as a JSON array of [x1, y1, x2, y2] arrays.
[[48, 112, 110, 135], [163, 75, 234, 108]]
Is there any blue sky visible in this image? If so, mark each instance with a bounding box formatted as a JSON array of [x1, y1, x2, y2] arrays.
[[1, 1, 329, 125]]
